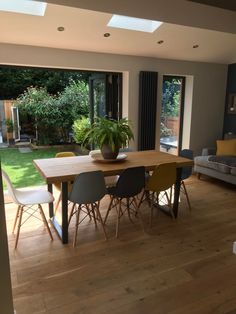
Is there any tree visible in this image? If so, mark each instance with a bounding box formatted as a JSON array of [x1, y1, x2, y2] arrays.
[[15, 80, 90, 144], [0, 67, 90, 99], [162, 79, 181, 117], [160, 78, 181, 137], [16, 87, 60, 144]]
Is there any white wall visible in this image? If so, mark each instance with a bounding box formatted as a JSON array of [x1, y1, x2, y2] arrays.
[[0, 43, 227, 155]]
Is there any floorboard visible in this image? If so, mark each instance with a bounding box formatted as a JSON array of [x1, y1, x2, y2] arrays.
[[4, 175, 236, 314]]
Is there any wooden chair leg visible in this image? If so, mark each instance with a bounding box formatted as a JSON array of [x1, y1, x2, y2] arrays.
[[162, 191, 174, 219], [197, 173, 201, 180], [164, 191, 171, 207], [95, 203, 108, 240], [104, 196, 114, 224], [91, 203, 98, 228], [86, 203, 92, 220], [182, 181, 191, 211], [15, 206, 24, 249], [138, 190, 145, 208], [133, 197, 145, 233], [54, 193, 62, 213], [127, 197, 133, 223], [68, 203, 76, 225], [38, 204, 53, 240], [150, 192, 155, 227], [73, 205, 81, 247], [84, 204, 92, 221], [12, 205, 21, 234], [116, 199, 122, 238]]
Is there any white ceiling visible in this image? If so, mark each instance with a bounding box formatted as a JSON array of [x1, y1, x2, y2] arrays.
[[0, 2, 236, 64]]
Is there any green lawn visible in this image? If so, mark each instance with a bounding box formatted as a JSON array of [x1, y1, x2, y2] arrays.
[[0, 148, 75, 189]]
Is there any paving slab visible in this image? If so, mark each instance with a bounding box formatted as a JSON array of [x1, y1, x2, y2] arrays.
[[18, 147, 33, 153]]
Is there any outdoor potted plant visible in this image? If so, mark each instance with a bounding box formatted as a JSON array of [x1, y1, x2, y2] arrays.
[[84, 117, 134, 159], [5, 118, 15, 145]]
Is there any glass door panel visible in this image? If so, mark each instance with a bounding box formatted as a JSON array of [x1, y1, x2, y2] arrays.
[[11, 106, 20, 142], [89, 74, 106, 124], [160, 76, 185, 155]]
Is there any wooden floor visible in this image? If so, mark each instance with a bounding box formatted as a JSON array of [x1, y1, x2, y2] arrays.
[[5, 175, 236, 314]]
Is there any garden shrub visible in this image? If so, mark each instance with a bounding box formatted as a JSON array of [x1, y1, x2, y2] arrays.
[[72, 116, 91, 146]]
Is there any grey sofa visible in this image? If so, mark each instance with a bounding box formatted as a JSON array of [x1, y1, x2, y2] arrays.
[[194, 148, 236, 185]]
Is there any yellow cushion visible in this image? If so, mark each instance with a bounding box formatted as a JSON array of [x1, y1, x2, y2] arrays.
[[216, 139, 236, 156]]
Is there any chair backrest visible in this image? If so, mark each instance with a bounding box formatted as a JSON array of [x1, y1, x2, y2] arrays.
[[146, 162, 176, 193], [69, 171, 107, 204], [114, 166, 145, 198], [180, 149, 193, 180], [1, 170, 19, 204], [55, 152, 75, 158]]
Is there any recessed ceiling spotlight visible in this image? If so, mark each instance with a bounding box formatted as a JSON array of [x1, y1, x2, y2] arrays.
[[104, 33, 111, 37], [57, 26, 65, 32], [193, 44, 199, 48], [157, 40, 164, 44]]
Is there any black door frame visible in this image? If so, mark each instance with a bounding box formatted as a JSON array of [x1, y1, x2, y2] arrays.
[[89, 72, 123, 123]]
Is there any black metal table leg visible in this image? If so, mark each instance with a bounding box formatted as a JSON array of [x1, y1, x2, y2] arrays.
[[173, 167, 182, 218], [48, 181, 69, 244], [48, 183, 54, 218], [61, 181, 68, 244]]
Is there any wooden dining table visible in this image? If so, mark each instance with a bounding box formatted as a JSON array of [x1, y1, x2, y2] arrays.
[[33, 150, 193, 244]]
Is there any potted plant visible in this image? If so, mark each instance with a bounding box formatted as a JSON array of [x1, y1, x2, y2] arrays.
[[5, 118, 15, 145], [84, 117, 134, 159]]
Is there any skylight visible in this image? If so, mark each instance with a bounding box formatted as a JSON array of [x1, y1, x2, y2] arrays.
[[0, 0, 47, 16], [107, 15, 163, 33]]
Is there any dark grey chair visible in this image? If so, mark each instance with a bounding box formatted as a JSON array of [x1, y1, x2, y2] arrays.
[[68, 171, 107, 246], [180, 149, 194, 210], [104, 166, 145, 238]]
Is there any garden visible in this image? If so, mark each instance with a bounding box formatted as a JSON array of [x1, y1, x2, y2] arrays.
[[1, 147, 62, 188], [0, 67, 94, 188], [0, 67, 134, 189]]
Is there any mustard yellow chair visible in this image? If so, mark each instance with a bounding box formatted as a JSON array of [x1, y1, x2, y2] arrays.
[[140, 162, 177, 226], [54, 152, 76, 212]]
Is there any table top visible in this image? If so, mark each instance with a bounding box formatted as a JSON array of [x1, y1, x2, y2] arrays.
[[33, 150, 194, 184]]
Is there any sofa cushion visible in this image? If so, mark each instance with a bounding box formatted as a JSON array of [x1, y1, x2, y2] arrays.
[[208, 155, 236, 167], [194, 156, 210, 167], [231, 167, 236, 176], [216, 139, 236, 156], [194, 156, 231, 174]]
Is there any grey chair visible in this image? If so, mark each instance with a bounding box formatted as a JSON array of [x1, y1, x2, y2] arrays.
[[68, 171, 107, 247], [104, 166, 145, 238], [180, 149, 193, 210]]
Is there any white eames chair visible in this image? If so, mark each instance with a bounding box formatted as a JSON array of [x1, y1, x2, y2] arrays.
[[2, 170, 54, 248]]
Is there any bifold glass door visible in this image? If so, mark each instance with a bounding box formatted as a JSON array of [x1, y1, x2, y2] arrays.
[[160, 76, 185, 155], [89, 73, 122, 123], [11, 106, 20, 142]]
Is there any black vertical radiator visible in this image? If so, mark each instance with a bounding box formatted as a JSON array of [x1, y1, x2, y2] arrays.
[[138, 71, 158, 151]]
